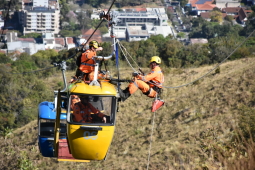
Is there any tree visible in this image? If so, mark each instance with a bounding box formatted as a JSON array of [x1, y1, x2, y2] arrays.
[[210, 10, 223, 23], [161, 40, 183, 67], [178, 43, 210, 66], [0, 54, 11, 64], [240, 10, 255, 36], [177, 32, 186, 39], [225, 15, 234, 23]]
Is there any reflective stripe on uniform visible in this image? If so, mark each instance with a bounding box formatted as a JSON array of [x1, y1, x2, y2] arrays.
[[151, 71, 162, 73], [81, 63, 95, 67]]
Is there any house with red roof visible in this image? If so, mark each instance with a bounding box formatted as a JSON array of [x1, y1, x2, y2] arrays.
[[65, 37, 76, 50], [222, 7, 250, 24], [200, 12, 227, 21], [189, 0, 216, 15], [81, 28, 102, 44], [55, 38, 66, 50]]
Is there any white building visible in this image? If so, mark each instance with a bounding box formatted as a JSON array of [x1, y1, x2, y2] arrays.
[[102, 8, 172, 42], [7, 41, 45, 55], [115, 8, 168, 27], [19, 0, 60, 35]]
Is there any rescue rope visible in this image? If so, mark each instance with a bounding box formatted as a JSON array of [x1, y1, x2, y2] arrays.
[[117, 40, 140, 69], [117, 40, 137, 72], [126, 29, 255, 89], [146, 108, 157, 170]]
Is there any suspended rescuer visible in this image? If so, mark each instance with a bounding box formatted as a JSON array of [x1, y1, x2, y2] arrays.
[[71, 95, 107, 123], [119, 56, 165, 107], [70, 40, 103, 82]]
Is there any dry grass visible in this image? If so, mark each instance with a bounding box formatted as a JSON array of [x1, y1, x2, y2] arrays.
[[1, 58, 255, 169]]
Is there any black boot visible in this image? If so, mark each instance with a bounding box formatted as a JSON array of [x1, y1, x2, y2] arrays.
[[119, 87, 131, 102]]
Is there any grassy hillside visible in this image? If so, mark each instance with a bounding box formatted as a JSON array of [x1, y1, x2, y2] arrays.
[[1, 58, 255, 170]]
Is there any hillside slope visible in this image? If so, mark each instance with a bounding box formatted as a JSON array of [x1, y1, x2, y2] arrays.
[[1, 57, 255, 170]]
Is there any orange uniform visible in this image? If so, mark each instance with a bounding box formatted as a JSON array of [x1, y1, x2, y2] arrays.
[[72, 102, 105, 123], [79, 49, 97, 81], [128, 66, 164, 98]]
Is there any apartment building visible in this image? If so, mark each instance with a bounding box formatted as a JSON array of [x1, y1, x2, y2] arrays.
[[20, 0, 60, 35]]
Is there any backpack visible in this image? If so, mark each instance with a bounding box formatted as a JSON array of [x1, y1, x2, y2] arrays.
[[76, 53, 82, 67]]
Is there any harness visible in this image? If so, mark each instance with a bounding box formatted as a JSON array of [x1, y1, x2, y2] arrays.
[[81, 62, 95, 67]]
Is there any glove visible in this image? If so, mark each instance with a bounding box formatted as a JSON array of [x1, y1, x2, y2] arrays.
[[132, 72, 140, 77]]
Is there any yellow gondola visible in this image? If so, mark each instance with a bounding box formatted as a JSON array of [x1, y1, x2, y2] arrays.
[[52, 10, 120, 161], [66, 81, 117, 160], [64, 54, 117, 160]]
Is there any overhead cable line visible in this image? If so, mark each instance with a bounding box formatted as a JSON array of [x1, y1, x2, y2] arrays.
[[3, 0, 117, 74], [64, 0, 117, 61], [80, 0, 117, 48], [117, 30, 255, 89], [163, 30, 255, 89]]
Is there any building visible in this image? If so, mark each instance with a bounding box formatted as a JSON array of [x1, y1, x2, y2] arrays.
[[81, 28, 103, 44], [216, 0, 240, 9], [222, 7, 249, 24], [126, 25, 150, 42], [200, 12, 227, 21], [19, 0, 60, 35], [115, 8, 169, 27], [7, 41, 45, 55], [102, 8, 172, 42], [65, 37, 76, 50], [190, 38, 208, 44]]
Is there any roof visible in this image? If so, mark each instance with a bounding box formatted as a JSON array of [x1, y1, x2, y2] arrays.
[[0, 49, 6, 54], [238, 8, 247, 21], [195, 4, 216, 10], [200, 12, 227, 19], [127, 26, 149, 36], [200, 12, 211, 19], [135, 8, 147, 12], [55, 38, 65, 46], [222, 7, 248, 21], [167, 6, 175, 13], [81, 28, 101, 36], [190, 0, 214, 7], [44, 39, 54, 44], [17, 38, 35, 43], [222, 7, 242, 13], [190, 38, 208, 44], [66, 37, 75, 45], [81, 28, 102, 43]]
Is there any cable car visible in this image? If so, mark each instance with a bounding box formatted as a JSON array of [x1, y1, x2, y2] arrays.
[[37, 99, 67, 157], [50, 51, 118, 161], [38, 62, 68, 158], [65, 54, 117, 160], [66, 84, 117, 160]]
